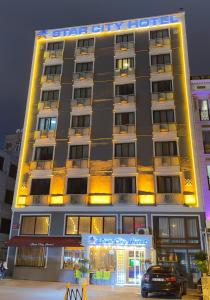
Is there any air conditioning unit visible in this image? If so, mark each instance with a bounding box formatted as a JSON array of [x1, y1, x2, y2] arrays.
[[136, 227, 150, 235]]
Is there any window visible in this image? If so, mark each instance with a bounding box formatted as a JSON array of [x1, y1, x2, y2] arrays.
[[155, 141, 178, 156], [151, 54, 171, 65], [0, 218, 11, 234], [116, 33, 134, 43], [4, 190, 14, 204], [89, 247, 115, 272], [157, 176, 181, 193], [30, 179, 50, 195], [76, 62, 93, 72], [207, 166, 210, 189], [47, 42, 63, 50], [150, 29, 169, 40], [44, 65, 61, 75], [152, 80, 173, 93], [34, 146, 54, 161], [71, 115, 90, 128], [0, 156, 4, 171], [77, 38, 94, 48], [202, 131, 210, 154], [153, 109, 175, 123], [74, 87, 92, 99], [9, 164, 17, 178], [122, 216, 146, 234], [199, 100, 209, 121], [69, 145, 89, 159], [116, 58, 134, 70], [41, 90, 59, 102], [115, 84, 134, 96], [63, 248, 84, 270], [115, 112, 135, 125], [65, 216, 116, 235], [16, 247, 46, 267], [67, 178, 87, 194], [20, 216, 50, 235], [115, 143, 135, 157], [38, 117, 57, 131], [115, 177, 136, 193]]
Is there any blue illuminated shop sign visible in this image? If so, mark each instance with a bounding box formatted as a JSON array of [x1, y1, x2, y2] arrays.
[[36, 15, 180, 38], [82, 234, 152, 247]]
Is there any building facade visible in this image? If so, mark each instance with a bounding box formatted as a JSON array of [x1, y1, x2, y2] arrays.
[[8, 12, 205, 285], [0, 131, 20, 259]]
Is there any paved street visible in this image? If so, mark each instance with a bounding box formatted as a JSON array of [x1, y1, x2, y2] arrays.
[[0, 280, 200, 300]]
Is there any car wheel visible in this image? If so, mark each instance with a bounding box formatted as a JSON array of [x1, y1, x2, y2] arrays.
[[175, 285, 182, 299], [182, 283, 187, 295], [141, 290, 148, 298]]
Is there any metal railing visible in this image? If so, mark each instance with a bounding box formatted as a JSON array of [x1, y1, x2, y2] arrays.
[[150, 64, 172, 74], [38, 100, 59, 110], [41, 74, 61, 83], [66, 159, 88, 169], [71, 98, 91, 107], [34, 130, 56, 139], [199, 109, 210, 121], [29, 160, 53, 170], [115, 68, 135, 77], [44, 49, 63, 59], [154, 156, 179, 167], [153, 123, 177, 133], [75, 46, 94, 55], [113, 124, 135, 134], [113, 194, 137, 205], [73, 71, 93, 81], [29, 195, 50, 206], [149, 37, 171, 48], [114, 94, 135, 104], [156, 193, 184, 205], [68, 127, 90, 137], [151, 92, 174, 102], [113, 157, 136, 167], [115, 41, 134, 51]]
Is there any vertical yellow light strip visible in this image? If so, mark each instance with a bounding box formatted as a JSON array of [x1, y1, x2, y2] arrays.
[[14, 38, 41, 207], [179, 22, 198, 206]]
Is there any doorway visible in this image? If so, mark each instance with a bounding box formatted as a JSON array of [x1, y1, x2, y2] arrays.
[[126, 249, 145, 285]]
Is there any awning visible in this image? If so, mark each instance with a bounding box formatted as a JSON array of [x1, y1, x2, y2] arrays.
[[7, 236, 82, 247]]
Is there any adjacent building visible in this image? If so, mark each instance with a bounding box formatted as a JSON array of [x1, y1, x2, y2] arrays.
[[7, 12, 205, 285]]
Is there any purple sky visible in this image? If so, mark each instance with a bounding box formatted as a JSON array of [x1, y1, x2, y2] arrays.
[[1, 0, 210, 145]]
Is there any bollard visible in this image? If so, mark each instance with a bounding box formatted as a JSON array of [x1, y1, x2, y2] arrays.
[[82, 283, 88, 300], [64, 283, 71, 300]]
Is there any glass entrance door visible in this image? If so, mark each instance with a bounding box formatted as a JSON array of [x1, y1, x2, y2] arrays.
[[126, 249, 145, 285]]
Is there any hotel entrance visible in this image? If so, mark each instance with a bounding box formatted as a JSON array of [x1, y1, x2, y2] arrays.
[[126, 249, 145, 284]]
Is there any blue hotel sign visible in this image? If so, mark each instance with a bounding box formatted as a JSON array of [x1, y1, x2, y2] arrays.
[[36, 15, 180, 39]]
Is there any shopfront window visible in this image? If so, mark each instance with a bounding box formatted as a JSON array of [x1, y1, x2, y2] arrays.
[[63, 248, 84, 270], [122, 216, 146, 234], [90, 246, 115, 272], [20, 216, 50, 235], [16, 247, 46, 267], [65, 216, 116, 235]]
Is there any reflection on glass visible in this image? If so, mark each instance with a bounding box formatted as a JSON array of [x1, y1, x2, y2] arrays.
[[66, 217, 78, 235], [63, 248, 84, 270], [90, 247, 115, 271]]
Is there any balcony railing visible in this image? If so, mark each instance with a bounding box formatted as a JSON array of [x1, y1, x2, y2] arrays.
[[113, 194, 137, 205], [28, 195, 50, 206], [65, 194, 87, 205], [38, 100, 59, 111], [29, 160, 53, 170], [199, 109, 210, 121], [34, 130, 56, 140], [113, 157, 136, 168], [153, 123, 177, 133], [75, 46, 94, 56], [149, 37, 171, 48], [68, 127, 90, 137], [115, 68, 135, 77], [204, 143, 210, 154], [41, 74, 61, 84], [150, 64, 172, 74], [66, 159, 88, 169], [114, 94, 135, 105], [73, 71, 93, 81], [115, 41, 134, 51], [71, 98, 91, 107], [154, 156, 180, 168], [44, 49, 63, 60], [156, 193, 184, 205], [113, 124, 135, 135], [151, 92, 174, 102]]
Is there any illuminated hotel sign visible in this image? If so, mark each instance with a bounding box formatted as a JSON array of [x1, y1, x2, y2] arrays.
[[82, 234, 152, 247], [36, 15, 180, 39]]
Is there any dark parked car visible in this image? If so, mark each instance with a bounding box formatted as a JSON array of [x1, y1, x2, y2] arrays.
[[141, 265, 187, 298]]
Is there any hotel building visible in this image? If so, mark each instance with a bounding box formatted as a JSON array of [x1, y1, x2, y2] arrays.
[[7, 12, 205, 285]]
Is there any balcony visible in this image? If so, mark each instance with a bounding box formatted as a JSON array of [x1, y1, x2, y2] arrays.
[[113, 157, 136, 168], [113, 194, 137, 205], [113, 125, 135, 135], [115, 42, 134, 53], [33, 130, 56, 140], [44, 49, 63, 60], [71, 98, 91, 108], [204, 144, 210, 154], [68, 127, 90, 138], [151, 92, 174, 109], [66, 159, 88, 169], [149, 37, 171, 49], [65, 194, 87, 205], [154, 156, 180, 172], [114, 95, 136, 107], [73, 71, 93, 82], [152, 123, 177, 139], [29, 160, 53, 171], [156, 193, 184, 205], [38, 100, 59, 111], [27, 195, 50, 206], [41, 74, 61, 84], [150, 64, 172, 74], [75, 46, 94, 56], [115, 68, 135, 78]]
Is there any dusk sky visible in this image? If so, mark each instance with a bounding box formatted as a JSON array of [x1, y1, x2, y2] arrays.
[[1, 0, 210, 146]]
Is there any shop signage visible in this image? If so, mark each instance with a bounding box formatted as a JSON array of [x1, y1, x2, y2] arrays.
[[30, 243, 54, 247], [36, 15, 180, 39], [82, 234, 152, 247]]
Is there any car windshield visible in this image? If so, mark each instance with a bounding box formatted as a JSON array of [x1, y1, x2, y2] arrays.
[[149, 266, 174, 274]]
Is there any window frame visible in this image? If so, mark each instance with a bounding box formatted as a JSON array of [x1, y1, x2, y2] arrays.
[[19, 215, 51, 236]]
